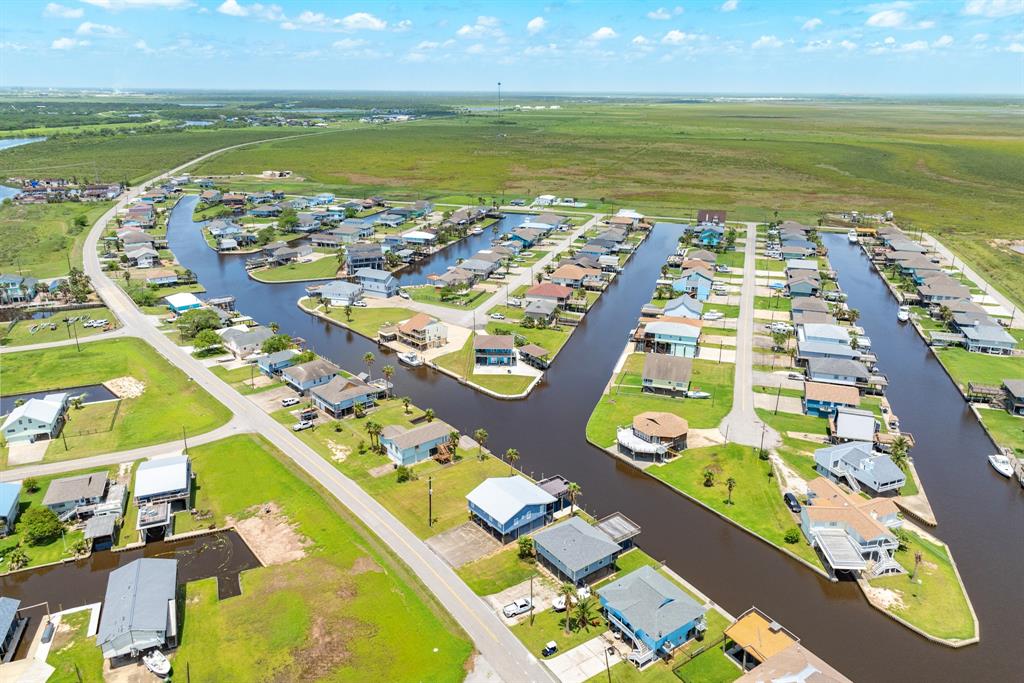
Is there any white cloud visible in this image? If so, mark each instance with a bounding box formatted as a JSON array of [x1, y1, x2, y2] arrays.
[[589, 26, 618, 41], [217, 0, 246, 15], [1007, 42, 1024, 51], [971, 32, 989, 42], [527, 16, 546, 35], [840, 39, 857, 50], [51, 37, 89, 49], [76, 21, 123, 36], [662, 29, 698, 44], [403, 52, 427, 62], [632, 34, 651, 45], [523, 43, 560, 57], [44, 3, 84, 18], [394, 19, 412, 32], [457, 16, 502, 39], [932, 34, 954, 47], [866, 9, 907, 27], [0, 41, 29, 51], [915, 20, 936, 29], [800, 39, 831, 51], [647, 7, 682, 20], [82, 0, 194, 9], [802, 18, 822, 30], [720, 0, 739, 12], [884, 36, 896, 44], [215, 0, 282, 20], [134, 38, 154, 52], [341, 12, 386, 31], [963, 0, 1024, 17], [466, 43, 486, 54], [752, 34, 783, 49], [898, 39, 929, 51], [332, 38, 367, 50]]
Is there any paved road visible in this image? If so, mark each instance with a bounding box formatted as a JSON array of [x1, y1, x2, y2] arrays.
[[0, 326, 129, 354], [718, 223, 782, 449], [69, 144, 551, 682]]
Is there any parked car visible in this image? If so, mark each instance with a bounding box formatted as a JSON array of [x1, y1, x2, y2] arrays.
[[787, 372, 804, 381], [686, 390, 711, 399], [502, 598, 532, 618], [351, 300, 368, 307], [702, 311, 724, 321], [542, 642, 558, 657], [292, 420, 313, 432], [715, 265, 731, 273], [783, 492, 802, 514], [490, 312, 506, 320], [769, 322, 794, 334], [281, 397, 300, 407], [398, 290, 410, 300]]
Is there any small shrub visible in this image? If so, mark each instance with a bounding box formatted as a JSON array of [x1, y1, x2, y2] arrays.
[[517, 536, 534, 560], [784, 528, 801, 545], [23, 477, 39, 493], [395, 465, 415, 483]]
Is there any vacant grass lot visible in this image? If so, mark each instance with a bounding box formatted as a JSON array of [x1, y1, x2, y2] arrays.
[[172, 434, 473, 682], [456, 546, 538, 596], [934, 348, 1024, 390], [649, 444, 822, 569], [1, 306, 116, 347], [47, 610, 104, 683], [302, 297, 415, 339], [0, 201, 112, 278], [251, 257, 340, 283], [0, 338, 230, 461], [975, 406, 1024, 456]]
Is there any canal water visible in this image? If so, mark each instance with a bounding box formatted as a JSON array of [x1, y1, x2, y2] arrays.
[[158, 200, 1019, 680], [0, 384, 117, 416], [0, 137, 47, 201]]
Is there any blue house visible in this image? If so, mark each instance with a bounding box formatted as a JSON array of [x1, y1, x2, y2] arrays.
[[0, 482, 21, 537], [639, 321, 701, 357], [698, 224, 725, 247], [803, 381, 861, 417], [662, 295, 703, 320], [257, 349, 299, 377], [0, 274, 38, 304], [671, 267, 713, 301], [598, 565, 707, 667], [806, 358, 870, 387], [473, 334, 517, 366], [533, 517, 621, 584], [466, 476, 556, 542], [164, 292, 203, 314], [310, 192, 335, 205], [380, 421, 454, 466], [355, 268, 399, 298], [249, 204, 281, 218], [281, 358, 339, 394], [311, 376, 380, 418]]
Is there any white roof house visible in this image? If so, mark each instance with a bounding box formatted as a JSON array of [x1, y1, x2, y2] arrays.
[[134, 454, 191, 504], [831, 407, 877, 443], [466, 476, 555, 533], [164, 292, 203, 311], [2, 392, 69, 444]]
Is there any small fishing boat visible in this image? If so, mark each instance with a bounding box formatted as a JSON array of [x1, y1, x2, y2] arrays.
[[469, 227, 484, 235], [397, 351, 423, 367], [988, 454, 1014, 478], [847, 230, 859, 243], [142, 650, 171, 678], [896, 305, 910, 323]]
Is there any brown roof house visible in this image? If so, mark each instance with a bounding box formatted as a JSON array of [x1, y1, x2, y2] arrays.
[[398, 313, 448, 350], [617, 411, 688, 461]]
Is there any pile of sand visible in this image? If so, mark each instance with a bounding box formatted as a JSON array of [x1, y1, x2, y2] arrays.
[[864, 585, 907, 611], [105, 376, 145, 399], [231, 502, 310, 566], [327, 440, 350, 463]]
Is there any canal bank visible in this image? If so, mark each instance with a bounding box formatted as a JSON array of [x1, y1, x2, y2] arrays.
[[163, 196, 1020, 681]]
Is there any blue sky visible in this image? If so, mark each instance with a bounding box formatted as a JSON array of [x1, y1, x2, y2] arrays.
[[3, 0, 1023, 93]]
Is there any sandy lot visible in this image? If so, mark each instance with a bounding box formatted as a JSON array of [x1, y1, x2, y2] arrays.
[[231, 502, 310, 566]]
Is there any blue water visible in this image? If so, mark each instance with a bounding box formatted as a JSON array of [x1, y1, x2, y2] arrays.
[[0, 384, 117, 416]]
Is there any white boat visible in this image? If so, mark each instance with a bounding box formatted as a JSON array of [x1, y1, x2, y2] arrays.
[[896, 305, 910, 323], [988, 454, 1014, 478], [397, 351, 423, 367], [847, 230, 859, 243], [142, 650, 171, 677], [469, 227, 484, 235]]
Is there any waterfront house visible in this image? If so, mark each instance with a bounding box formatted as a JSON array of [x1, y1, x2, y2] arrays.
[[524, 298, 558, 324], [336, 223, 376, 243], [2, 392, 69, 444], [785, 258, 818, 273], [533, 517, 622, 584], [434, 267, 477, 288], [792, 311, 837, 326], [518, 343, 551, 369], [445, 207, 486, 227], [319, 280, 363, 306], [401, 230, 437, 246], [310, 232, 343, 248], [526, 283, 573, 306], [473, 334, 517, 366], [0, 596, 24, 662], [459, 258, 500, 279], [347, 243, 386, 271], [207, 218, 242, 238], [786, 272, 821, 298], [0, 483, 21, 537], [637, 319, 702, 358], [618, 412, 688, 460], [598, 565, 707, 667], [126, 246, 159, 268], [199, 189, 222, 204], [466, 476, 555, 542], [641, 353, 692, 396], [663, 295, 703, 320], [550, 264, 602, 289], [509, 228, 545, 247], [698, 224, 725, 247], [791, 297, 830, 315], [355, 268, 399, 298], [250, 204, 282, 218], [686, 249, 717, 264], [42, 471, 108, 520], [534, 212, 569, 229], [134, 454, 191, 507], [146, 270, 180, 287], [723, 607, 800, 673], [814, 442, 906, 495], [733, 643, 851, 683], [672, 267, 714, 301], [257, 349, 299, 377], [796, 323, 858, 361], [886, 239, 926, 254], [97, 558, 178, 659], [0, 274, 38, 304], [311, 376, 379, 418], [411, 200, 433, 217], [164, 292, 202, 315], [829, 406, 878, 443], [803, 381, 860, 417], [217, 238, 238, 251], [219, 325, 273, 359], [380, 421, 454, 466], [962, 324, 1017, 355], [1003, 380, 1024, 416], [917, 280, 971, 305], [781, 245, 813, 259], [578, 243, 611, 259], [282, 358, 340, 394], [800, 477, 903, 577], [398, 313, 447, 350], [806, 358, 870, 387]]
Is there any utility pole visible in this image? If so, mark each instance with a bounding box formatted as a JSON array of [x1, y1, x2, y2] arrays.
[[604, 645, 612, 683], [774, 385, 782, 415], [182, 426, 188, 453], [529, 575, 535, 626], [497, 81, 502, 118], [428, 476, 433, 528]]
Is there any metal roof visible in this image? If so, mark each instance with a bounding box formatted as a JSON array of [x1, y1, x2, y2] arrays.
[[465, 476, 555, 525], [134, 454, 190, 500], [595, 513, 641, 544], [97, 558, 177, 657]]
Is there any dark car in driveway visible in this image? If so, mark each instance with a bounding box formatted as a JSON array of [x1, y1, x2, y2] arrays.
[[784, 492, 802, 513]]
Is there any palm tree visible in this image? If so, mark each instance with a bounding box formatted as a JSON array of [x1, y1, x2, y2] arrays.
[[911, 550, 924, 581], [890, 436, 911, 470], [70, 396, 84, 411], [703, 469, 715, 487], [504, 447, 520, 474], [344, 304, 353, 321], [566, 482, 582, 515], [402, 396, 411, 414], [558, 583, 577, 635], [363, 351, 375, 381], [573, 596, 597, 632], [726, 477, 737, 505], [424, 408, 435, 422], [365, 421, 382, 449], [473, 428, 489, 460], [382, 365, 395, 398], [846, 308, 860, 325], [448, 430, 461, 456]]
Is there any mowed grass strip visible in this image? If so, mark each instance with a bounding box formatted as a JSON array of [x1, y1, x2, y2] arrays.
[[251, 257, 340, 283]]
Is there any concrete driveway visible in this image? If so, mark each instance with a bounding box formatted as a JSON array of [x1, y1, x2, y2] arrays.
[[545, 633, 627, 683], [753, 392, 804, 415], [752, 370, 804, 391], [426, 522, 500, 568], [7, 440, 50, 466], [487, 576, 559, 623], [248, 385, 298, 413]]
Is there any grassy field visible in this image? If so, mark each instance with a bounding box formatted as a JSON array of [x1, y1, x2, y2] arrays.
[[302, 297, 416, 339], [934, 348, 1024, 390], [47, 610, 104, 683], [485, 320, 573, 355], [586, 356, 734, 446], [190, 104, 1024, 307], [1, 306, 116, 347], [0, 338, 230, 462], [648, 444, 822, 569], [407, 284, 488, 309], [456, 545, 539, 595], [868, 530, 976, 641], [171, 434, 473, 682], [975, 406, 1024, 456], [251, 257, 340, 283], [0, 201, 113, 278]]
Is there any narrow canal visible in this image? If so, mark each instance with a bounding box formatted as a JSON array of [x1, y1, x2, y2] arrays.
[[162, 199, 1018, 680]]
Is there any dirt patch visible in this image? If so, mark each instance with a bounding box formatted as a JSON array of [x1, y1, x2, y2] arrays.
[[864, 584, 907, 611], [230, 502, 310, 566], [327, 440, 350, 462], [282, 615, 355, 683], [368, 463, 394, 478], [771, 454, 808, 496], [350, 556, 382, 575], [105, 376, 145, 398]]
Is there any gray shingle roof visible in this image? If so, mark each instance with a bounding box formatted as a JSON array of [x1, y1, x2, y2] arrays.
[[533, 517, 620, 574], [807, 358, 869, 379], [598, 566, 705, 640], [642, 353, 693, 385], [283, 358, 340, 384], [43, 472, 108, 507]]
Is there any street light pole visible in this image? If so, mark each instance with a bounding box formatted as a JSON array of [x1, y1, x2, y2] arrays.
[[428, 476, 433, 528]]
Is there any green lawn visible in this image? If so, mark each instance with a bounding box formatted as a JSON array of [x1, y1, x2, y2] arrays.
[[935, 348, 1024, 390], [1, 307, 117, 347], [587, 358, 734, 446], [485, 321, 573, 355], [171, 434, 472, 682], [46, 610, 104, 683], [754, 296, 792, 312], [975, 407, 1024, 456], [433, 334, 536, 396], [457, 546, 540, 596], [511, 596, 606, 660], [0, 338, 231, 462], [251, 257, 340, 282], [0, 201, 113, 278], [868, 530, 976, 642], [648, 444, 822, 569], [208, 364, 284, 395], [302, 298, 417, 339], [756, 258, 786, 272], [702, 303, 741, 319], [715, 251, 746, 268], [756, 408, 829, 436], [407, 284, 489, 309]]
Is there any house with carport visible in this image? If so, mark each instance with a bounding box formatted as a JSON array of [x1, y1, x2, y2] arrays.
[[2, 392, 69, 444], [641, 353, 692, 396], [814, 441, 906, 495], [803, 381, 860, 417], [311, 376, 380, 418], [97, 558, 178, 659], [282, 358, 340, 394], [466, 476, 555, 542], [532, 516, 622, 585]]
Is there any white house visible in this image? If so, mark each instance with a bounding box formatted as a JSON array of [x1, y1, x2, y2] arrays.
[[2, 393, 69, 443]]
